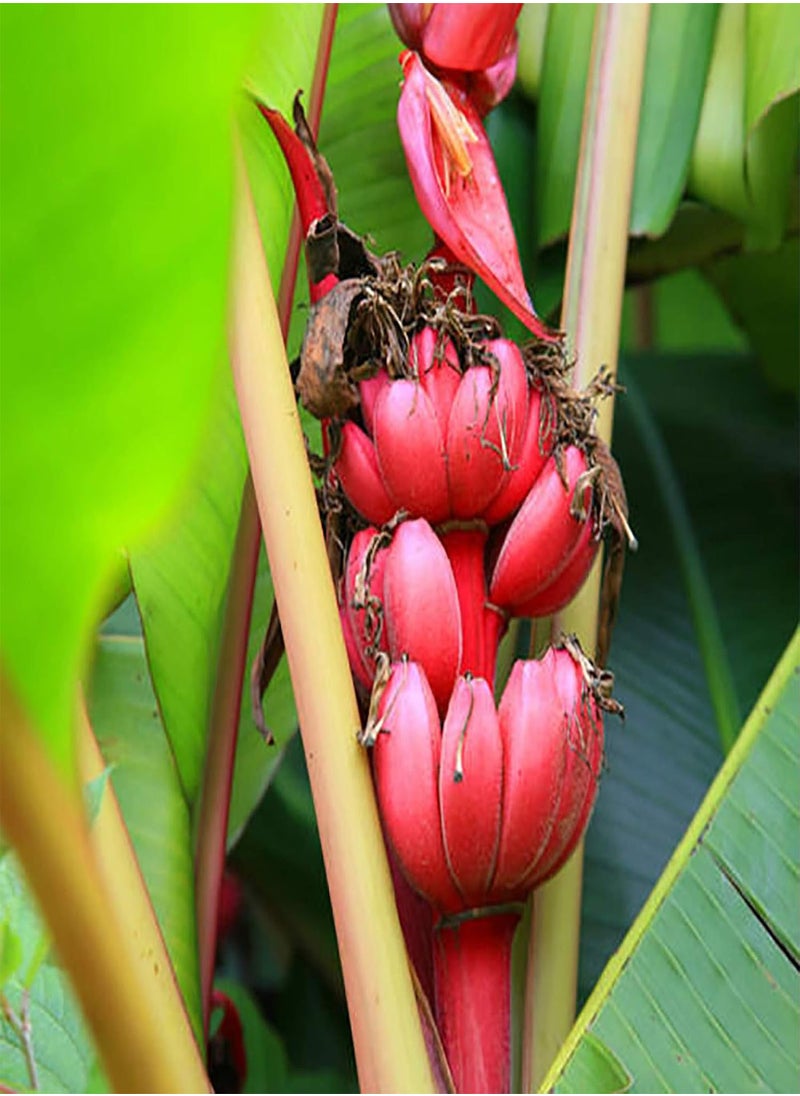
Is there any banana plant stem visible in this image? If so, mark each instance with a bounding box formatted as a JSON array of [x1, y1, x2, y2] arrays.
[[525, 6, 651, 1090], [228, 157, 434, 1093], [193, 5, 338, 1037], [194, 483, 261, 1036], [0, 675, 210, 1092]]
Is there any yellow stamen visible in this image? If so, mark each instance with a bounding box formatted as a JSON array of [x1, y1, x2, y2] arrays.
[[424, 71, 478, 194]]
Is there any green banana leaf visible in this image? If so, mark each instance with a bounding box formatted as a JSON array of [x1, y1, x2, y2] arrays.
[[546, 629, 800, 1093], [533, 5, 719, 246], [0, 5, 263, 778], [580, 343, 798, 1000]]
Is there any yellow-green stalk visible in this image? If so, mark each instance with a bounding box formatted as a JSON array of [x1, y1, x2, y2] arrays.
[[524, 6, 651, 1089], [0, 677, 211, 1092], [228, 158, 435, 1093]]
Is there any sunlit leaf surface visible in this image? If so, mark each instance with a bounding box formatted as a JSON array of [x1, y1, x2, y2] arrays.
[[0, 6, 261, 775]]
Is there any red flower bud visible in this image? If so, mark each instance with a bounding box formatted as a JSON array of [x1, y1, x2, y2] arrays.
[[334, 421, 397, 526], [383, 519, 462, 712], [439, 676, 503, 905], [465, 33, 519, 116], [421, 3, 522, 73], [374, 379, 450, 523], [388, 3, 428, 53], [372, 661, 463, 912], [489, 446, 592, 612]]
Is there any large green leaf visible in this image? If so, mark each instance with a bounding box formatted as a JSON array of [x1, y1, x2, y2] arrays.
[[547, 631, 800, 1092], [534, 4, 595, 247], [129, 5, 323, 806], [629, 5, 718, 237], [0, 6, 261, 777], [689, 4, 800, 248], [0, 856, 94, 1092], [320, 3, 430, 260], [535, 6, 718, 245], [87, 633, 202, 1039], [579, 349, 798, 1001], [702, 238, 800, 393]]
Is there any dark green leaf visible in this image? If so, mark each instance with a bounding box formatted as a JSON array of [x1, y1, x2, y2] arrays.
[[580, 349, 798, 1002], [232, 735, 341, 993], [620, 270, 746, 354], [702, 238, 800, 393], [554, 640, 800, 1092]]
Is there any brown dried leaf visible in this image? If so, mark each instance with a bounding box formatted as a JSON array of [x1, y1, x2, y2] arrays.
[[296, 279, 364, 419]]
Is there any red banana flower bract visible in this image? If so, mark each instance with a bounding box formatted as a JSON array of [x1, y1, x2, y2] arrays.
[[389, 2, 522, 115], [252, 100, 337, 304], [397, 52, 558, 342], [415, 3, 522, 72]]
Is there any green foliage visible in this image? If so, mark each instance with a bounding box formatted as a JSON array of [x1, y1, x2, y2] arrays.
[[0, 857, 92, 1092], [0, 4, 797, 1091], [88, 632, 202, 1036], [549, 635, 800, 1092], [581, 346, 798, 999], [0, 5, 262, 777]]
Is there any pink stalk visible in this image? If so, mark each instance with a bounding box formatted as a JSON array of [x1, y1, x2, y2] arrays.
[[195, 8, 338, 1036], [483, 602, 507, 685], [440, 527, 490, 681], [434, 911, 520, 1093]]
